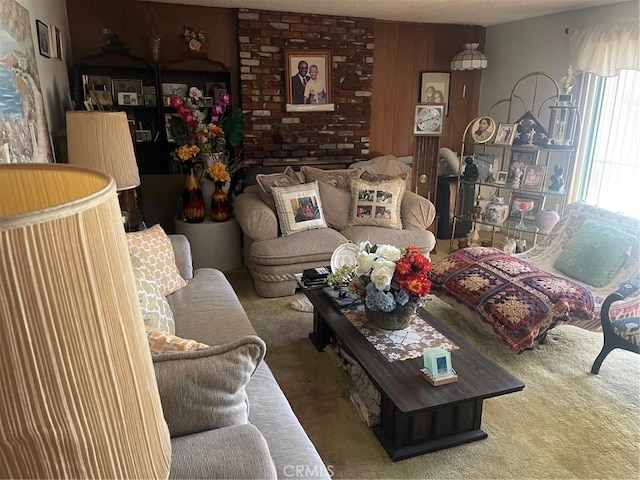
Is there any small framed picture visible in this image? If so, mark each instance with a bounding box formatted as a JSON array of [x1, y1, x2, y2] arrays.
[[89, 90, 113, 110], [494, 123, 517, 146], [419, 72, 450, 115], [522, 165, 546, 189], [508, 149, 539, 182], [413, 104, 445, 136], [135, 130, 153, 143], [161, 83, 189, 97], [203, 96, 214, 107], [112, 79, 144, 95], [509, 193, 542, 220], [423, 347, 452, 378], [36, 20, 51, 58], [495, 171, 509, 185], [143, 92, 156, 106], [53, 27, 63, 60], [117, 91, 139, 106], [469, 116, 496, 143]]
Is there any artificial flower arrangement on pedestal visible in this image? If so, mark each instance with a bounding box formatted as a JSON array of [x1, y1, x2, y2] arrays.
[[328, 242, 432, 330]]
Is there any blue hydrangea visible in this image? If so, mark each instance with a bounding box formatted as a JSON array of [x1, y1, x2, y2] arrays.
[[366, 281, 378, 295], [376, 291, 397, 312], [394, 289, 410, 306]]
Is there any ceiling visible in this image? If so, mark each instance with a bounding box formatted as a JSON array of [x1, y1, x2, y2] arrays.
[[145, 0, 626, 26]]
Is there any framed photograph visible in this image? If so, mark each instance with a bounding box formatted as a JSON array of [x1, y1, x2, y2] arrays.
[[522, 165, 546, 189], [508, 149, 539, 182], [494, 123, 517, 146], [473, 152, 495, 182], [135, 130, 152, 143], [285, 49, 334, 112], [203, 96, 214, 107], [509, 193, 543, 220], [113, 79, 143, 95], [36, 20, 50, 58], [495, 171, 509, 185], [413, 104, 445, 136], [162, 83, 189, 98], [470, 116, 496, 143], [206, 82, 227, 101], [89, 90, 113, 110], [164, 114, 177, 142], [117, 91, 139, 106], [423, 347, 452, 378], [83, 75, 111, 101], [419, 72, 450, 115], [142, 86, 156, 106], [53, 27, 63, 60]]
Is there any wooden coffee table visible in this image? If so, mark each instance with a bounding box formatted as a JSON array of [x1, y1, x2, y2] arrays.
[[304, 288, 525, 461]]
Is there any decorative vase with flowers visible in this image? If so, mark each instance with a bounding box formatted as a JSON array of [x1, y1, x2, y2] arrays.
[[328, 242, 432, 330], [175, 144, 205, 223], [206, 161, 231, 222]]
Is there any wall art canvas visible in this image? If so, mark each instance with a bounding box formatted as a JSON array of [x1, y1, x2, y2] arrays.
[[0, 0, 53, 163]]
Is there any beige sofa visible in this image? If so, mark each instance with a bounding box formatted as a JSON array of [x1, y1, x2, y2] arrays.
[[234, 158, 437, 297], [165, 234, 330, 478]]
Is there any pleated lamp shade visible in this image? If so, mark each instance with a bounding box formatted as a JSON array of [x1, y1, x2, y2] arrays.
[[66, 111, 140, 191], [451, 43, 488, 70], [0, 164, 170, 479]]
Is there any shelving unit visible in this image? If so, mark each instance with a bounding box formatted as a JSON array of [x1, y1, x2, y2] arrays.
[[449, 72, 580, 252]]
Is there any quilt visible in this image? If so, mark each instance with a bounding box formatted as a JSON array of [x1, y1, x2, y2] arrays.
[[431, 247, 595, 353]]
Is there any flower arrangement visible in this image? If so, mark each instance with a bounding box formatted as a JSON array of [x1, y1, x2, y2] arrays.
[[329, 242, 432, 313], [183, 26, 207, 52], [207, 162, 230, 183]]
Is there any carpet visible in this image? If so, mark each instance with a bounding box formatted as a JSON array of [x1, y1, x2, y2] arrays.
[[226, 270, 640, 479]]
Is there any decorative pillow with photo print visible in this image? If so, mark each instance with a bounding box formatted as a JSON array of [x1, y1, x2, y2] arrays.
[[271, 181, 327, 236], [349, 177, 405, 230]]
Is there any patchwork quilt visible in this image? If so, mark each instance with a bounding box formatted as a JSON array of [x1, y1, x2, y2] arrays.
[[431, 247, 595, 353]]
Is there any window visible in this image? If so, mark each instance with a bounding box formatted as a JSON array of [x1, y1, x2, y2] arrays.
[[579, 69, 640, 218]]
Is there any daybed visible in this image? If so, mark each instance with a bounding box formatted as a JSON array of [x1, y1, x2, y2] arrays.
[[234, 157, 437, 297], [432, 201, 640, 353]]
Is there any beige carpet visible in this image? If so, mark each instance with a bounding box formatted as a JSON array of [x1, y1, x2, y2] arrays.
[[226, 270, 640, 479]]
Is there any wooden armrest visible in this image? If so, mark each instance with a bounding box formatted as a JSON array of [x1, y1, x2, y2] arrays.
[[601, 274, 640, 327]]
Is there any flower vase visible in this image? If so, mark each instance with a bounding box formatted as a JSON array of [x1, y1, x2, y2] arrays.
[[182, 167, 205, 223], [535, 209, 560, 233], [211, 181, 230, 222], [365, 304, 415, 330], [485, 197, 509, 225]]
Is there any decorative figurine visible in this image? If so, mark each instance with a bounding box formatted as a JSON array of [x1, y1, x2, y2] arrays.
[[526, 128, 536, 146], [502, 237, 516, 255], [463, 156, 479, 181], [467, 229, 480, 247], [549, 164, 565, 191], [485, 164, 495, 183], [512, 167, 523, 189], [472, 195, 483, 220]]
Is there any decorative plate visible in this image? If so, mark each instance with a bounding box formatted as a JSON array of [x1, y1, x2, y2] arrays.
[[331, 242, 360, 273]]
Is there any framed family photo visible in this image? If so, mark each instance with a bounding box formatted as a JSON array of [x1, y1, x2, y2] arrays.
[[419, 72, 450, 114], [494, 123, 518, 146], [508, 149, 539, 182], [285, 49, 334, 112], [469, 116, 496, 143], [36, 20, 50, 58], [522, 165, 546, 189]]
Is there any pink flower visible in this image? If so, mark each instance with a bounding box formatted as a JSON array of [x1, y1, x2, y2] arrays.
[[220, 93, 231, 105], [189, 39, 202, 51]]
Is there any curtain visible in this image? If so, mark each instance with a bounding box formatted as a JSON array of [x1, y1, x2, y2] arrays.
[[569, 22, 639, 77]]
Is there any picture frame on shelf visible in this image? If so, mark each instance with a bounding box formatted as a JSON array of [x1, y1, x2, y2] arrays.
[[117, 91, 139, 106], [89, 90, 113, 110], [469, 116, 496, 144], [419, 72, 450, 115], [164, 114, 177, 142], [495, 171, 508, 185], [285, 49, 335, 112], [493, 123, 517, 146], [413, 103, 445, 136], [112, 79, 144, 95], [83, 75, 111, 100], [161, 83, 188, 98], [206, 82, 227, 101], [522, 165, 546, 189], [508, 193, 542, 220], [473, 152, 495, 182], [508, 149, 539, 182], [143, 88, 156, 106], [35, 20, 50, 58], [135, 130, 153, 143]]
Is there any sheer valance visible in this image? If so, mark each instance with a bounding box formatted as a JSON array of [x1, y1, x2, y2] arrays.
[[569, 22, 639, 77]]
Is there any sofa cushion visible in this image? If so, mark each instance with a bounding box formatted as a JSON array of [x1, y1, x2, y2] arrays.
[[553, 219, 637, 288], [127, 224, 187, 296], [131, 254, 175, 334], [250, 228, 347, 266], [317, 181, 351, 230], [152, 335, 266, 438], [256, 166, 301, 211], [359, 171, 409, 183], [145, 326, 208, 353], [349, 177, 405, 230], [271, 181, 328, 236], [300, 165, 359, 190]]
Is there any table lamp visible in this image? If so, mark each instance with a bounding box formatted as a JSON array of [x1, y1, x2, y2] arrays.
[[66, 110, 141, 229], [0, 164, 170, 478]]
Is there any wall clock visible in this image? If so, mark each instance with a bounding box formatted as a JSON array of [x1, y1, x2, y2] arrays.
[[413, 104, 444, 136]]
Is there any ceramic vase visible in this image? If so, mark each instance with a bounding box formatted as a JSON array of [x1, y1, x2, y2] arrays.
[[484, 197, 509, 225], [535, 209, 560, 233], [210, 181, 230, 222], [182, 167, 205, 223], [365, 304, 415, 330]]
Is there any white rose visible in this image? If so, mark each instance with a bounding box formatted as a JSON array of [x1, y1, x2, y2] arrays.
[[355, 251, 375, 276], [376, 245, 402, 262], [370, 263, 396, 291]]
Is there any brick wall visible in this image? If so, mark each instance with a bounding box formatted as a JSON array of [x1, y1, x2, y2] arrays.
[[238, 9, 374, 167]]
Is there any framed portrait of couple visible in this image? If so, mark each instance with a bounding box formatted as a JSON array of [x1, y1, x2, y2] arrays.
[[419, 72, 450, 115], [285, 49, 335, 113]]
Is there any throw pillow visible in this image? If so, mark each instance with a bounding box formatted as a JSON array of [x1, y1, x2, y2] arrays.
[[358, 171, 409, 184], [256, 166, 301, 211], [349, 177, 406, 230], [553, 219, 637, 287], [127, 224, 187, 296], [131, 254, 176, 334], [317, 181, 351, 231], [300, 165, 360, 191], [152, 335, 266, 438], [145, 326, 208, 353], [271, 181, 328, 236]]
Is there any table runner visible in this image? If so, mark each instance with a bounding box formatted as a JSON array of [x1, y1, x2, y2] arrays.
[[343, 299, 459, 363]]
